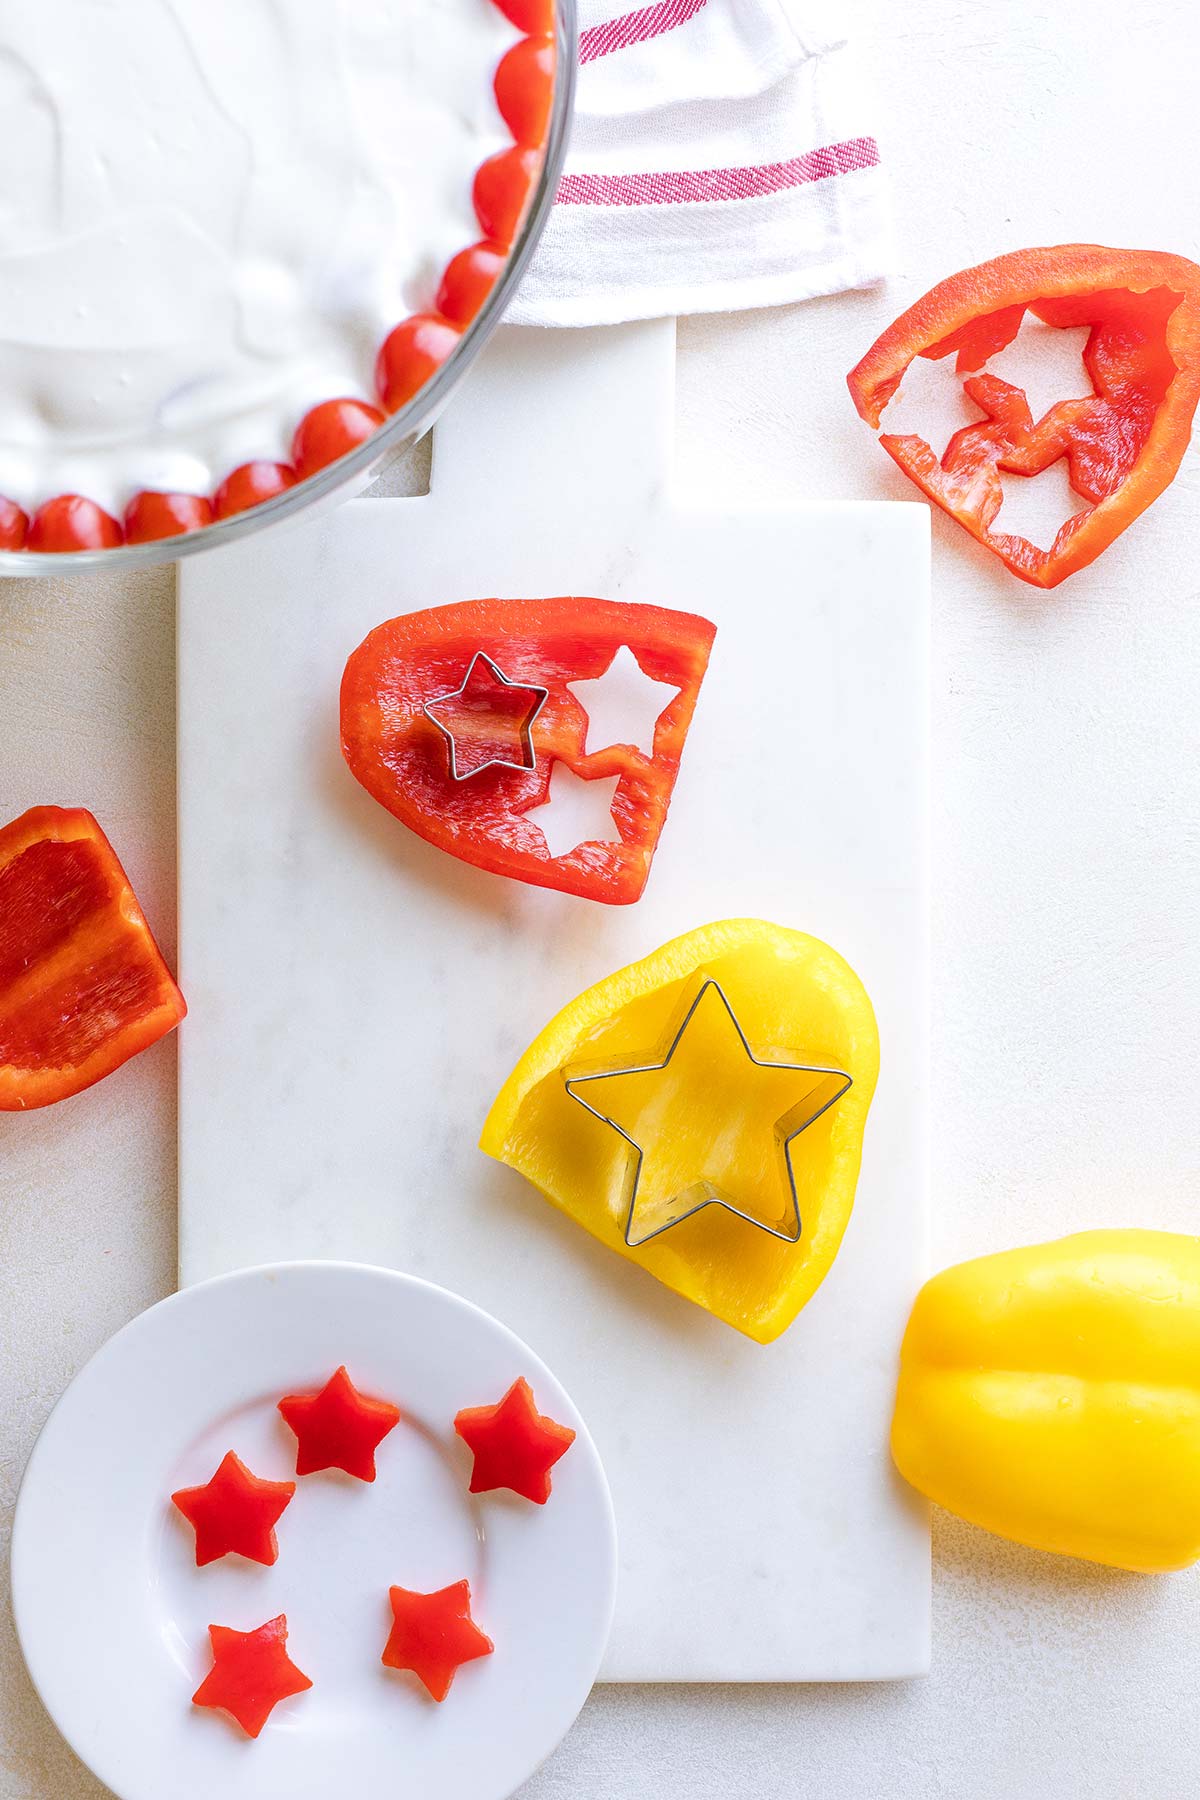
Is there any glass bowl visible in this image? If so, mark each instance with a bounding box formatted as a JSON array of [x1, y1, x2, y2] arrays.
[[0, 0, 576, 579]]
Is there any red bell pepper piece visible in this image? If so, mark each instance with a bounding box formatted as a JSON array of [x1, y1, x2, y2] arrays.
[[340, 597, 716, 904], [172, 1452, 296, 1567], [382, 1580, 494, 1702], [847, 245, 1200, 587], [192, 1614, 313, 1737], [277, 1365, 402, 1481], [0, 806, 186, 1111], [454, 1376, 576, 1504]]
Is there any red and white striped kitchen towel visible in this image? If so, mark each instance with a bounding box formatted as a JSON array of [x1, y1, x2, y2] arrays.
[[510, 0, 890, 325]]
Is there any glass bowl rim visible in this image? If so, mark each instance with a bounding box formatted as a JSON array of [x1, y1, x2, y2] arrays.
[[0, 0, 577, 579]]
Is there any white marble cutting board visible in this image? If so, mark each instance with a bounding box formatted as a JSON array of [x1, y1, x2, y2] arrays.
[[177, 319, 931, 1681]]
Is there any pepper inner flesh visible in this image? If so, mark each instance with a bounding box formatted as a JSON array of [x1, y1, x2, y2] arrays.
[[896, 285, 1185, 543]]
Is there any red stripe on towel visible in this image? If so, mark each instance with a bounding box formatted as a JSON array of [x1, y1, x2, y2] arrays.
[[556, 137, 881, 206], [579, 0, 709, 64]]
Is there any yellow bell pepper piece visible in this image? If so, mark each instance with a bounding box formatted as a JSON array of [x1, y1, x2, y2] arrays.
[[480, 918, 879, 1343], [892, 1230, 1200, 1572]]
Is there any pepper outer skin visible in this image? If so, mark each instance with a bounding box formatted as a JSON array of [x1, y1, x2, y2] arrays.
[[0, 806, 186, 1111], [848, 245, 1200, 588], [892, 1229, 1200, 1572], [340, 596, 716, 905], [481, 917, 879, 1343]]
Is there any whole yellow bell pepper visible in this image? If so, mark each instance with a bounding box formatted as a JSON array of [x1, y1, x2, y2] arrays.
[[892, 1230, 1200, 1571], [481, 918, 879, 1343]]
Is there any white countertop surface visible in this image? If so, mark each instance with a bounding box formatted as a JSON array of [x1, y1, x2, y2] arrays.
[[3, 0, 1200, 1793]]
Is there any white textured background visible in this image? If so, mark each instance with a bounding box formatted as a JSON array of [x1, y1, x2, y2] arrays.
[[3, 0, 1200, 1793]]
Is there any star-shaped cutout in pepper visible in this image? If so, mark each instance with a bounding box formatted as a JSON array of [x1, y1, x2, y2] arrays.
[[567, 644, 682, 757], [381, 1579, 494, 1702], [423, 652, 549, 780], [454, 1376, 576, 1504], [565, 976, 852, 1248], [277, 1365, 401, 1481], [172, 1450, 296, 1567], [191, 1614, 313, 1738]]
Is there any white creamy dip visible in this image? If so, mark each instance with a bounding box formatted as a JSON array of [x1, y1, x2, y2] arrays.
[[0, 0, 516, 513]]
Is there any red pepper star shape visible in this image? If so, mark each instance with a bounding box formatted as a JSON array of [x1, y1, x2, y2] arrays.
[[454, 1376, 576, 1504], [191, 1614, 313, 1738], [424, 651, 548, 780], [277, 1364, 401, 1480], [381, 1580, 494, 1702], [172, 1451, 296, 1567]]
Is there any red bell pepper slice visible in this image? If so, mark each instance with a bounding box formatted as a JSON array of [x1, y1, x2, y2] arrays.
[[454, 1376, 576, 1504], [382, 1580, 494, 1702], [277, 1365, 402, 1481], [847, 245, 1200, 588], [192, 1614, 313, 1737], [340, 597, 716, 904], [0, 806, 186, 1111], [172, 1452, 296, 1567]]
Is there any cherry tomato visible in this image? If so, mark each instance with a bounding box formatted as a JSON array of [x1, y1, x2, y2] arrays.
[[436, 242, 508, 327], [212, 462, 297, 521], [473, 146, 540, 248], [375, 315, 462, 414], [0, 496, 29, 551], [494, 36, 555, 147], [125, 491, 215, 544], [27, 495, 123, 553], [291, 398, 385, 479], [490, 0, 554, 31]]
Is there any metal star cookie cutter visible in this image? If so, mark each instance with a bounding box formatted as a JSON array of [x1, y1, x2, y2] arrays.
[[422, 651, 549, 782], [564, 976, 853, 1250]]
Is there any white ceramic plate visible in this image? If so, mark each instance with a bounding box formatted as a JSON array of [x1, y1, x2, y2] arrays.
[[11, 1261, 617, 1800]]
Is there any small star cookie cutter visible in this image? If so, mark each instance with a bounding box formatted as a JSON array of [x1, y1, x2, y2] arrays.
[[422, 651, 549, 782], [564, 977, 852, 1250]]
